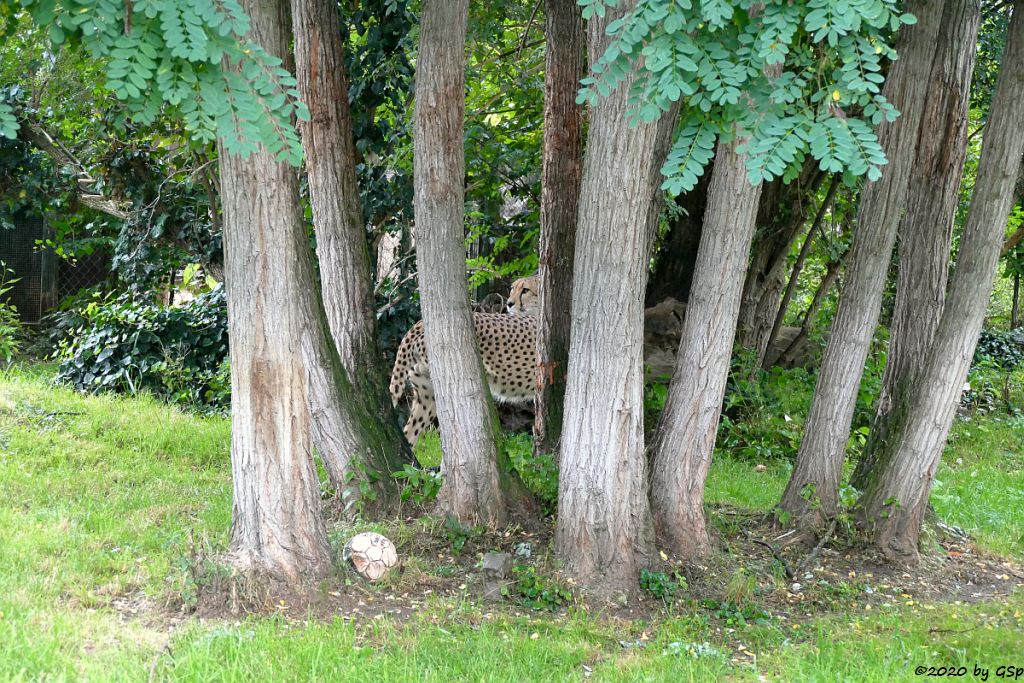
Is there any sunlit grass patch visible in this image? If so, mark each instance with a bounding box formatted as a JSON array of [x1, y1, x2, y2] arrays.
[[0, 365, 232, 678], [935, 417, 1024, 557]]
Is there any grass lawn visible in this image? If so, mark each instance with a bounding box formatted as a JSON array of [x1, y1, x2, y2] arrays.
[[1, 364, 1021, 682]]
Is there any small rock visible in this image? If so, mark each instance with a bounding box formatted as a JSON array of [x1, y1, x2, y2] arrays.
[[481, 579, 510, 602], [482, 551, 513, 579]]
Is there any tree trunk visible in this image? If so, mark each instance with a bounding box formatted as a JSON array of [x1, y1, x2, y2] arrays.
[[649, 138, 764, 560], [777, 0, 942, 527], [533, 0, 584, 458], [736, 161, 826, 362], [645, 174, 710, 306], [856, 3, 1024, 559], [290, 0, 410, 510], [414, 0, 514, 526], [761, 175, 840, 370], [219, 0, 331, 582], [555, 0, 680, 598], [852, 0, 980, 490]]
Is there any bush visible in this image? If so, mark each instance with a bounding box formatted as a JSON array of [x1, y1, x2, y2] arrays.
[[504, 565, 573, 611], [973, 329, 1024, 370], [54, 286, 229, 411], [0, 262, 23, 363], [505, 433, 558, 514]]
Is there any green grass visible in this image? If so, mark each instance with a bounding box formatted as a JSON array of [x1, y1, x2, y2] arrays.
[[934, 417, 1024, 556], [705, 455, 788, 510], [2, 364, 1023, 681]]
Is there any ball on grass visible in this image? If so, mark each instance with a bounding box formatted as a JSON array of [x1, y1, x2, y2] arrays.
[[342, 532, 398, 582]]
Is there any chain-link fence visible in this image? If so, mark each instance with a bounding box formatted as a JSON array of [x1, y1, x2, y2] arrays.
[[1, 213, 112, 324]]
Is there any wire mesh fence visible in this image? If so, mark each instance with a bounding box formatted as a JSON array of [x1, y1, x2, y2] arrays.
[[1, 213, 112, 324]]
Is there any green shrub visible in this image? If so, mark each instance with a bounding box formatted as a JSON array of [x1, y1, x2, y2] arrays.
[[639, 568, 688, 605], [718, 352, 811, 461], [973, 329, 1024, 370], [0, 262, 22, 363], [505, 433, 558, 513], [503, 565, 573, 611], [393, 464, 441, 505], [701, 599, 773, 627], [54, 286, 229, 411]]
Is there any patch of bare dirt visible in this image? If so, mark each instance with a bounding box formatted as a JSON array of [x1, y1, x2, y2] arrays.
[[170, 506, 1023, 628]]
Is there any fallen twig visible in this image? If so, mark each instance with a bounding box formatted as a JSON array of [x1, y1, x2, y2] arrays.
[[797, 518, 838, 573], [748, 534, 795, 580]]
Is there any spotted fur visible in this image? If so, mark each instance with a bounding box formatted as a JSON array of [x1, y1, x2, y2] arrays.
[[506, 275, 538, 316], [388, 312, 537, 446]]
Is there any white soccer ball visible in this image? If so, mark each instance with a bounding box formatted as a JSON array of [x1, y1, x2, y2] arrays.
[[343, 532, 398, 582]]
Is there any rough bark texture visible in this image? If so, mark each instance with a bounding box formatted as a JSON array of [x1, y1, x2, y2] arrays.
[[736, 161, 826, 362], [533, 0, 584, 458], [852, 0, 981, 490], [219, 0, 331, 582], [555, 0, 680, 598], [856, 4, 1024, 559], [646, 173, 710, 306], [291, 0, 409, 508], [778, 0, 942, 526], [414, 0, 509, 526], [649, 140, 764, 560]]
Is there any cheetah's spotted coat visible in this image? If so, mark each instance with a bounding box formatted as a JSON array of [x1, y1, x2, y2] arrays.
[[388, 313, 538, 446]]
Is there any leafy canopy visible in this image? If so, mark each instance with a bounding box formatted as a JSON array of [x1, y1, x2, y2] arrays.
[[0, 0, 307, 164], [577, 0, 916, 193]]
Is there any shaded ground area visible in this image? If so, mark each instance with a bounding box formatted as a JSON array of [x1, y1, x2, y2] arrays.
[[183, 508, 1024, 627]]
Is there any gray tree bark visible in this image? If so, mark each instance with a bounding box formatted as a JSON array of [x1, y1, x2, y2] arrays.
[[555, 0, 680, 597], [533, 0, 584, 458], [856, 2, 1024, 560], [648, 138, 764, 560], [219, 0, 331, 582], [414, 0, 517, 526], [778, 0, 943, 527], [290, 0, 409, 511], [852, 0, 981, 489]]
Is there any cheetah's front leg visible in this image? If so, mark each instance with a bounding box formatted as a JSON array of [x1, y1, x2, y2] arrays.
[[404, 387, 437, 449]]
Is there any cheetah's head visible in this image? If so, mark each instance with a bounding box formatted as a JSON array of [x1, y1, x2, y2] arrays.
[[507, 275, 538, 316]]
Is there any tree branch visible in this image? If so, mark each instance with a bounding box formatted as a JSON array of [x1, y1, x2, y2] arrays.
[[18, 118, 129, 220]]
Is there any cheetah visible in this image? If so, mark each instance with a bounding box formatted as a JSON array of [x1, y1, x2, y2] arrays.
[[388, 275, 687, 445], [388, 288, 538, 446], [506, 275, 538, 315]]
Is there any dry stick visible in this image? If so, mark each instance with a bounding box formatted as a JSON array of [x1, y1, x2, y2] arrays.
[[147, 643, 174, 683], [516, 0, 544, 58], [777, 257, 843, 367], [1002, 224, 1024, 257], [762, 174, 842, 369], [747, 534, 795, 579], [1011, 272, 1020, 328], [797, 517, 838, 573]]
